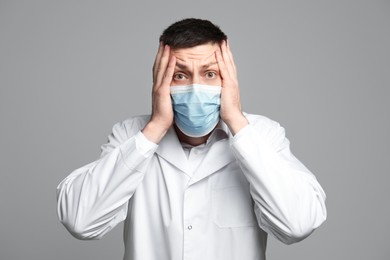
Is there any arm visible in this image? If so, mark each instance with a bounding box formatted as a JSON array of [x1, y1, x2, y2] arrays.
[[57, 43, 175, 240], [56, 120, 157, 240], [217, 41, 326, 244], [231, 116, 327, 244]]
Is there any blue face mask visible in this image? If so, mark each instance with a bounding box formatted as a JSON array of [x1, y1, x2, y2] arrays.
[[170, 84, 221, 138]]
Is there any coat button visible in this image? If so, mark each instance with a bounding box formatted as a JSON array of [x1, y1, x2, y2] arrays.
[[187, 225, 192, 230]]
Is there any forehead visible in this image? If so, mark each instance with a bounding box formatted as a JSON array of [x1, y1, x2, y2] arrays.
[[172, 43, 219, 63]]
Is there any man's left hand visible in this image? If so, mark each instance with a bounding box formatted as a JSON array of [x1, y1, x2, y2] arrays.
[[216, 40, 249, 135]]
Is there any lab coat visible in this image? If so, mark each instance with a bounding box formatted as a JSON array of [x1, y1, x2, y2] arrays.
[[57, 113, 327, 260]]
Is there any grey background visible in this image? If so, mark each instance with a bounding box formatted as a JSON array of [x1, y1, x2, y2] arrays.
[[0, 0, 389, 259]]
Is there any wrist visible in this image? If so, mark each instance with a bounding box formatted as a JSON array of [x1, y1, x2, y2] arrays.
[[142, 119, 170, 144], [223, 112, 248, 135]]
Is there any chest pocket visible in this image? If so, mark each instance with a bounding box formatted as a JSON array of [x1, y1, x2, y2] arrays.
[[211, 164, 257, 228]]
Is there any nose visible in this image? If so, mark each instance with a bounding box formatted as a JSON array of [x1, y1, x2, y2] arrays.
[[190, 72, 200, 85]]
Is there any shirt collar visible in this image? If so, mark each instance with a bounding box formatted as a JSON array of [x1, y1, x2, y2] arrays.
[[178, 120, 231, 149], [206, 120, 229, 145]]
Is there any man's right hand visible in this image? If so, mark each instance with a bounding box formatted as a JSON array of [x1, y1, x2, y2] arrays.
[[142, 43, 176, 144]]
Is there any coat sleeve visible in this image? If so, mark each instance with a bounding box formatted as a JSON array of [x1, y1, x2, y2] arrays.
[[56, 119, 157, 240], [230, 115, 327, 245]]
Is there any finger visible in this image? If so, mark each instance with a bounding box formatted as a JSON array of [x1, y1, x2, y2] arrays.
[[221, 40, 236, 78], [154, 45, 171, 89], [215, 49, 230, 81], [161, 55, 176, 87], [153, 42, 164, 83], [226, 40, 237, 75]]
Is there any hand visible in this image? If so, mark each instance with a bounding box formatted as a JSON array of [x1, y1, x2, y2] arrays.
[[142, 43, 176, 143], [216, 40, 248, 135]]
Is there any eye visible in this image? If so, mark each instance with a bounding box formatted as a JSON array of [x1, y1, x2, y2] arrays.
[[205, 71, 217, 79], [173, 73, 187, 81]]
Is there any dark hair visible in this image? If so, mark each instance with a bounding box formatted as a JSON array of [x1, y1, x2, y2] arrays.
[[159, 18, 227, 49]]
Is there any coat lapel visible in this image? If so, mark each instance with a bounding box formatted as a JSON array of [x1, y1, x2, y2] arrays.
[[155, 126, 190, 175], [155, 121, 237, 184], [187, 138, 236, 185]]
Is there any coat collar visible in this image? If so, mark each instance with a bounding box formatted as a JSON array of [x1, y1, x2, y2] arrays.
[[156, 126, 190, 174], [155, 121, 236, 183]]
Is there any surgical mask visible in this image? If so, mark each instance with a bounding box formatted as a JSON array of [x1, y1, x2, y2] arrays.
[[170, 84, 221, 138]]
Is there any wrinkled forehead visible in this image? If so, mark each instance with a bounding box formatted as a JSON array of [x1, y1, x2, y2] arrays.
[[171, 43, 220, 63]]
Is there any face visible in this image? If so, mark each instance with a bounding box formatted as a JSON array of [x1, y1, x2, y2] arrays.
[[171, 43, 221, 86]]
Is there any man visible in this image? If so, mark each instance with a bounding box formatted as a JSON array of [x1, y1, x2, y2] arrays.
[[57, 18, 327, 260]]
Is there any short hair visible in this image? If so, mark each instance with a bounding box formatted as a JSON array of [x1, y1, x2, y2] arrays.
[[159, 18, 227, 49]]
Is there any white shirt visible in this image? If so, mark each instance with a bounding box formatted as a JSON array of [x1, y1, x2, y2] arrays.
[[57, 113, 327, 260]]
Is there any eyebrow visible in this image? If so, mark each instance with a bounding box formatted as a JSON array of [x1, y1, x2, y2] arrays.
[[175, 61, 218, 71], [202, 62, 218, 69]]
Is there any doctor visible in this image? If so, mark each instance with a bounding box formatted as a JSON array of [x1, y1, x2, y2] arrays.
[[57, 18, 327, 260]]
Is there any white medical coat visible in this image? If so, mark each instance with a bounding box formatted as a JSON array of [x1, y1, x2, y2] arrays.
[[57, 113, 327, 260]]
